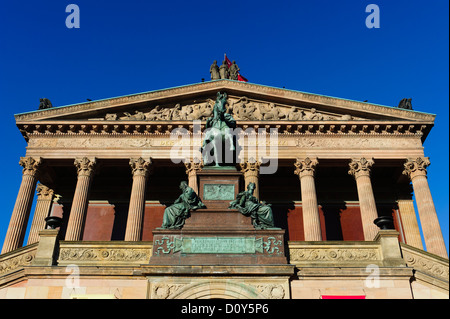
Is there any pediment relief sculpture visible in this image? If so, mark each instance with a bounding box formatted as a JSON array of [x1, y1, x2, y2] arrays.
[[102, 97, 356, 122]]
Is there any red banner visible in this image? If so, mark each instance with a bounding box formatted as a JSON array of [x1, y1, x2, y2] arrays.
[[225, 54, 248, 82]]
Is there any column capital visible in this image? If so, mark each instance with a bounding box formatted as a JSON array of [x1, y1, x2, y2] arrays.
[[74, 157, 97, 177], [240, 157, 261, 176], [348, 157, 374, 179], [184, 157, 203, 176], [294, 157, 318, 178], [19, 156, 42, 176], [130, 157, 152, 177], [402, 157, 430, 180], [36, 183, 54, 200]]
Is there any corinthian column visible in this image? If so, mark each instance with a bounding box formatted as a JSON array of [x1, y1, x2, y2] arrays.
[[27, 183, 55, 245], [240, 158, 261, 200], [184, 158, 203, 194], [403, 157, 447, 258], [294, 158, 322, 241], [348, 158, 379, 241], [65, 157, 96, 241], [125, 158, 151, 241], [2, 157, 42, 253]]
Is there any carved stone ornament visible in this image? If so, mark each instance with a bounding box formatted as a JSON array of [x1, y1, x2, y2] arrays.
[[58, 247, 151, 263], [289, 247, 380, 263], [130, 157, 152, 177], [402, 245, 449, 282], [253, 284, 286, 299], [239, 157, 261, 176], [184, 157, 203, 176], [0, 246, 37, 276], [348, 157, 374, 179], [96, 96, 357, 123], [294, 157, 318, 177], [36, 183, 54, 200], [19, 157, 42, 176], [74, 157, 97, 177], [402, 157, 430, 180]]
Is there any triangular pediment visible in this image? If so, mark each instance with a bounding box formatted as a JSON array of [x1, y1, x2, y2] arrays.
[[15, 80, 435, 123]]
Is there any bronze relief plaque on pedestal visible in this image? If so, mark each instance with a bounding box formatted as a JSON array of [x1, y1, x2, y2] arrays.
[[197, 167, 241, 209], [203, 184, 235, 201]]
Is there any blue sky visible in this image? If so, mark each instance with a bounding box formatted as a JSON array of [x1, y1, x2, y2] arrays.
[[0, 0, 448, 253]]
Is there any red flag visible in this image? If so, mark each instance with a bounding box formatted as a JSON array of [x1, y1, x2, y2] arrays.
[[224, 54, 248, 82], [237, 74, 248, 82]]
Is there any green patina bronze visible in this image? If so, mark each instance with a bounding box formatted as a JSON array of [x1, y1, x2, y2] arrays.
[[161, 181, 205, 229], [203, 184, 235, 201], [201, 91, 236, 166], [229, 182, 277, 230], [154, 236, 284, 255]]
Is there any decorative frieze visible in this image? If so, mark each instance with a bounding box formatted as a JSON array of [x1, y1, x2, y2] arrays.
[[58, 243, 152, 265], [0, 244, 37, 276], [289, 244, 381, 265], [401, 243, 449, 282], [25, 134, 423, 153]]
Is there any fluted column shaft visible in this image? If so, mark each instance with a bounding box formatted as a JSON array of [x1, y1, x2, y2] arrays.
[[185, 158, 203, 194], [125, 158, 151, 241], [2, 157, 42, 253], [240, 158, 261, 200], [403, 158, 447, 258], [294, 158, 322, 241], [65, 157, 96, 241], [397, 199, 423, 249], [349, 158, 379, 241], [27, 183, 54, 245]]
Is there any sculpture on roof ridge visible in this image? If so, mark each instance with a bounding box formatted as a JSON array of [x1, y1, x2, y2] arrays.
[[210, 60, 220, 80], [397, 98, 412, 110], [38, 98, 53, 110], [210, 59, 241, 81]]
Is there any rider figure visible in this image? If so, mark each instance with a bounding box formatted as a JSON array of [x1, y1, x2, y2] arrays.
[[202, 92, 236, 166]]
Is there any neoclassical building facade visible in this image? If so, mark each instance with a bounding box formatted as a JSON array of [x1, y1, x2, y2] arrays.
[[0, 80, 448, 299]]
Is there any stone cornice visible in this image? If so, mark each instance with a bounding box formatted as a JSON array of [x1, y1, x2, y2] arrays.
[[14, 80, 436, 123], [17, 121, 432, 141]]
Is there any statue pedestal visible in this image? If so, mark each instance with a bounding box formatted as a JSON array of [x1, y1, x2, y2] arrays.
[[197, 166, 242, 209], [183, 208, 254, 231], [149, 227, 287, 265], [149, 167, 288, 265]]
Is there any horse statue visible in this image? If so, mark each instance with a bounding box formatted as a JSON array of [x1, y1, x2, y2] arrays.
[[201, 92, 236, 166]]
